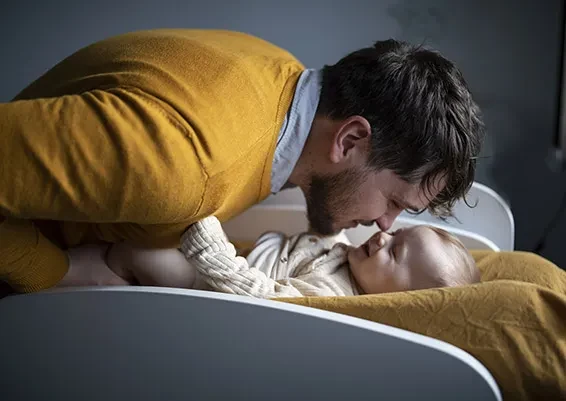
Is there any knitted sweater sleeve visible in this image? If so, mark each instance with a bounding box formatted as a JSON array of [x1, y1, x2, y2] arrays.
[[180, 216, 336, 298]]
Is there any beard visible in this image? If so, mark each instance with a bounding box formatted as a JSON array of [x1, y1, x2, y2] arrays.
[[304, 168, 365, 236]]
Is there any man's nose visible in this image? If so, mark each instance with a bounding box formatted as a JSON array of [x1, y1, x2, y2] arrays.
[[375, 210, 403, 232], [376, 217, 392, 232]]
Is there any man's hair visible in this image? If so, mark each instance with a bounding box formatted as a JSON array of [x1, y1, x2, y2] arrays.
[[427, 226, 480, 286], [316, 39, 485, 217]]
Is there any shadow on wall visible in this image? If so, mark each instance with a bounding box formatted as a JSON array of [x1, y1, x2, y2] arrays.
[[484, 98, 566, 251], [387, 0, 450, 41]]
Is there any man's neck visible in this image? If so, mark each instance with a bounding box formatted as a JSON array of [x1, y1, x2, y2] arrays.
[[270, 69, 322, 194], [285, 116, 327, 189]]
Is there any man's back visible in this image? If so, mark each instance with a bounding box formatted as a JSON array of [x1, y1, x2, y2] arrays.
[[0, 29, 305, 291]]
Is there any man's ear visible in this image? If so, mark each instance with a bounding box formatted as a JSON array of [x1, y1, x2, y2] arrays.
[[329, 116, 371, 164]]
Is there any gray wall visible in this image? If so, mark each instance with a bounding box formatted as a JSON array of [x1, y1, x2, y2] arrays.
[[1, 1, 564, 267]]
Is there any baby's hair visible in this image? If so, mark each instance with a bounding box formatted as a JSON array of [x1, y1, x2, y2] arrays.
[[425, 226, 480, 287]]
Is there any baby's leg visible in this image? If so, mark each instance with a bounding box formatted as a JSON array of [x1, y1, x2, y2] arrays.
[[106, 243, 197, 288]]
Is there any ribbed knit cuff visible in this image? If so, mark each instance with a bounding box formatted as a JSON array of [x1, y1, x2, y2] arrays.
[[0, 218, 69, 293], [180, 216, 231, 258]]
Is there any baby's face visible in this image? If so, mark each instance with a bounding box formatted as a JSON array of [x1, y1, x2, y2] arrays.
[[347, 226, 454, 294]]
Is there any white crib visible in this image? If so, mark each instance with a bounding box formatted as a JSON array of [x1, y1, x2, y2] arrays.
[[0, 182, 512, 401]]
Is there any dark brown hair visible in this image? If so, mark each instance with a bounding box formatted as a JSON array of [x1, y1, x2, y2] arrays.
[[317, 39, 485, 217]]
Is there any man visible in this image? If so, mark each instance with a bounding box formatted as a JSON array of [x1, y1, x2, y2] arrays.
[[0, 29, 484, 293]]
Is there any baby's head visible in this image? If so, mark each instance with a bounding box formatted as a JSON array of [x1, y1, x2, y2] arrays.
[[347, 225, 479, 294]]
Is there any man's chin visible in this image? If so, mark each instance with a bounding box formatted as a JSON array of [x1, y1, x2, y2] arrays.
[[305, 204, 338, 236]]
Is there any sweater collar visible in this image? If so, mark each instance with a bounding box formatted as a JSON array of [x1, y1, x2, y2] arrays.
[[270, 69, 322, 193]]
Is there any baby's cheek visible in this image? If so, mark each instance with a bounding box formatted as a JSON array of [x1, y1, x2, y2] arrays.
[[346, 249, 356, 265], [391, 267, 413, 291], [362, 266, 394, 294], [368, 252, 387, 269], [347, 247, 365, 265]]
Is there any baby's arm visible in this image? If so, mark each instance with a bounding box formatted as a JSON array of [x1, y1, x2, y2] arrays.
[[106, 243, 197, 288], [180, 216, 336, 298]]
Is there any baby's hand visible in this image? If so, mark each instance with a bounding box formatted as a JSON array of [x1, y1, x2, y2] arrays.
[[107, 243, 197, 288], [58, 244, 131, 288]]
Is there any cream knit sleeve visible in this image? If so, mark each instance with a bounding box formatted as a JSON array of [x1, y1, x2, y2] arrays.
[[180, 216, 334, 298]]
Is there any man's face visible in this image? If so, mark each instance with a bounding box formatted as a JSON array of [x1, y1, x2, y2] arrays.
[[304, 167, 444, 235]]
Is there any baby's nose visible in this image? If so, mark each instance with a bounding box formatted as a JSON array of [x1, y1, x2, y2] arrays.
[[376, 231, 391, 248]]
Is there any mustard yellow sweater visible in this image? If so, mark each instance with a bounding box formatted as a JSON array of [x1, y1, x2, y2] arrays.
[[0, 29, 305, 292]]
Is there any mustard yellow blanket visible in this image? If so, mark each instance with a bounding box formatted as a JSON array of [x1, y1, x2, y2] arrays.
[[278, 251, 566, 401]]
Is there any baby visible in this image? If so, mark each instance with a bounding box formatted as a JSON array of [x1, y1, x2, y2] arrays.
[[105, 216, 480, 298]]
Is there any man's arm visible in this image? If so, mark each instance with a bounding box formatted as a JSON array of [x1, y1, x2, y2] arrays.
[[0, 88, 205, 291], [0, 220, 130, 293], [0, 217, 68, 292], [180, 216, 336, 298]]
